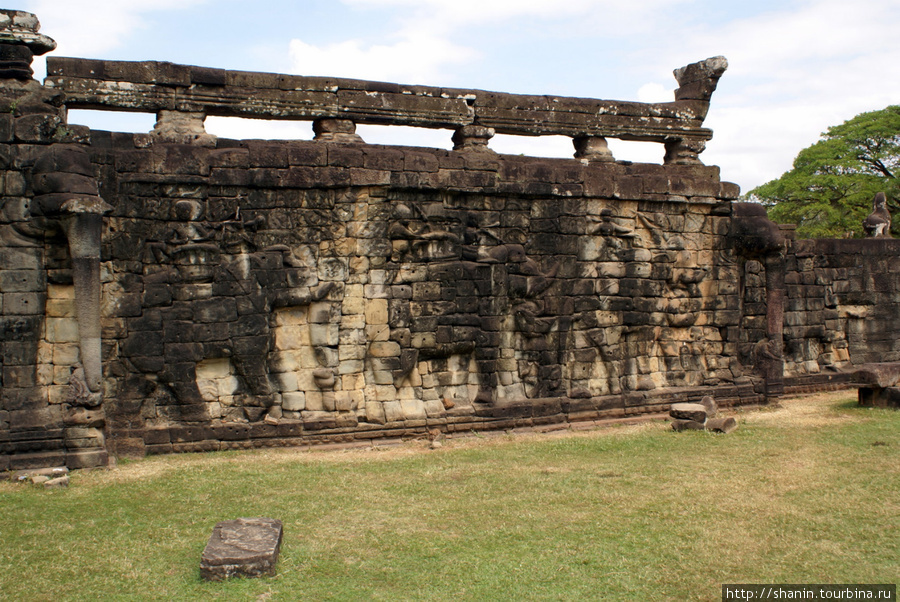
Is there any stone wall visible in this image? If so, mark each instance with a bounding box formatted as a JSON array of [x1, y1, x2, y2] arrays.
[[2, 11, 899, 471], [93, 135, 753, 458], [781, 239, 900, 380]]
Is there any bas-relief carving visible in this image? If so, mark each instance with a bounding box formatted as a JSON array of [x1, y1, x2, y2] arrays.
[[124, 199, 335, 423], [119, 190, 746, 426], [378, 198, 732, 408]]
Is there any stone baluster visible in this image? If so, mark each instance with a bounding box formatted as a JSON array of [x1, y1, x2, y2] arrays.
[[664, 137, 705, 165], [0, 10, 55, 80], [452, 124, 494, 152], [573, 135, 615, 162], [313, 118, 363, 143], [140, 109, 217, 147]]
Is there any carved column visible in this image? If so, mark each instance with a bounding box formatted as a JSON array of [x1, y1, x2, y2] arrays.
[[452, 124, 494, 152], [313, 118, 363, 143], [664, 137, 706, 165], [138, 110, 216, 147], [0, 10, 55, 79], [573, 136, 615, 162]]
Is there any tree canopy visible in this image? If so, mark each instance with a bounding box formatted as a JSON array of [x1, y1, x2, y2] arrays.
[[747, 105, 900, 238]]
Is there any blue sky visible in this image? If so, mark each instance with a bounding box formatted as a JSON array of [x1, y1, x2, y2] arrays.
[[22, 0, 900, 194]]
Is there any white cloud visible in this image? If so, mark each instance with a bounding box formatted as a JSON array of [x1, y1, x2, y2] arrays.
[[649, 0, 900, 191], [637, 82, 672, 103], [288, 34, 478, 84], [24, 0, 210, 80], [27, 0, 210, 56], [286, 0, 692, 85]]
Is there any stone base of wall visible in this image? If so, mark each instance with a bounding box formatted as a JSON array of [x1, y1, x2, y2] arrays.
[[783, 373, 858, 396], [105, 383, 766, 458]]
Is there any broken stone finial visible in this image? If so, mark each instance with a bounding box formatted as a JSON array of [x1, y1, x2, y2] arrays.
[[0, 10, 56, 80], [673, 56, 728, 102], [200, 518, 283, 581], [862, 192, 892, 238]]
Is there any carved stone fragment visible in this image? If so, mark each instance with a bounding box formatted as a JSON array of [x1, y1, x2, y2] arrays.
[[705, 417, 737, 433], [200, 518, 283, 581], [671, 419, 705, 431], [669, 402, 710, 423]]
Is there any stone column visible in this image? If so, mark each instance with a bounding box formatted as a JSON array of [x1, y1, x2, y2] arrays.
[[139, 110, 216, 147], [0, 10, 55, 79], [313, 118, 363, 143], [452, 124, 494, 152], [573, 136, 615, 162]]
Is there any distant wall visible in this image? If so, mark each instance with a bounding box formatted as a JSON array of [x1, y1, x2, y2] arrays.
[[781, 239, 900, 377]]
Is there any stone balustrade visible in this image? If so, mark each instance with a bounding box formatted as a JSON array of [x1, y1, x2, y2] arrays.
[[44, 55, 727, 165]]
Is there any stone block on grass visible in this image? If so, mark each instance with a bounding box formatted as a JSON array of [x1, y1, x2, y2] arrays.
[[200, 517, 283, 581], [671, 419, 705, 432], [706, 417, 738, 434], [669, 402, 709, 423]]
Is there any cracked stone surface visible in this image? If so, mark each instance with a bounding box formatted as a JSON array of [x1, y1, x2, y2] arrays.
[[199, 517, 283, 581]]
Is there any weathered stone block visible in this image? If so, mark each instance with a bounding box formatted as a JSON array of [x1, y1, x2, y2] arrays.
[[858, 386, 900, 408], [669, 402, 709, 423], [200, 518, 283, 582]]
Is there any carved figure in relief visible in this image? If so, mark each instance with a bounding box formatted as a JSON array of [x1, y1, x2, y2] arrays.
[[862, 192, 892, 238], [125, 203, 338, 422], [385, 202, 571, 404], [589, 208, 639, 253], [389, 203, 461, 262], [169, 200, 212, 245], [637, 213, 685, 250], [64, 362, 100, 407]]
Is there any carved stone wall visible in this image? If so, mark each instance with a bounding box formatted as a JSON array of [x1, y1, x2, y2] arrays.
[[89, 136, 756, 457], [2, 12, 899, 471], [782, 239, 900, 380]]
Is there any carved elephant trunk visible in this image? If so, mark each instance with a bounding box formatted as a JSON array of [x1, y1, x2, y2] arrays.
[[62, 208, 104, 390], [32, 145, 111, 393]]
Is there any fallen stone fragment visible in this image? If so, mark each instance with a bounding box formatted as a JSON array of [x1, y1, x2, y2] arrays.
[[706, 417, 738, 434], [15, 467, 69, 482], [669, 402, 709, 423], [858, 386, 900, 408], [699, 395, 717, 417], [43, 475, 69, 488], [671, 419, 705, 432], [200, 517, 283, 582]]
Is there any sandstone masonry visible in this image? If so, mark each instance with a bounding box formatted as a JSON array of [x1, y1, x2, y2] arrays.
[[1, 12, 898, 471]]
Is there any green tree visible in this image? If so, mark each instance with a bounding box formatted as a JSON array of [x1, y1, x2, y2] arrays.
[[747, 105, 900, 238]]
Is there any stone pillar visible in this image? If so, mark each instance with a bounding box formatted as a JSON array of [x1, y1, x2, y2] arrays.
[[313, 118, 363, 143], [452, 124, 494, 152], [664, 137, 705, 165], [0, 10, 55, 79], [138, 110, 216, 147], [573, 136, 614, 162]]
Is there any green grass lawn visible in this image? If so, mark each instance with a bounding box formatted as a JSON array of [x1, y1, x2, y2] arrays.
[[1, 391, 897, 601]]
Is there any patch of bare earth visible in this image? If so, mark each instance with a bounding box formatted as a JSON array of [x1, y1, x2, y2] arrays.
[[737, 389, 859, 428]]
